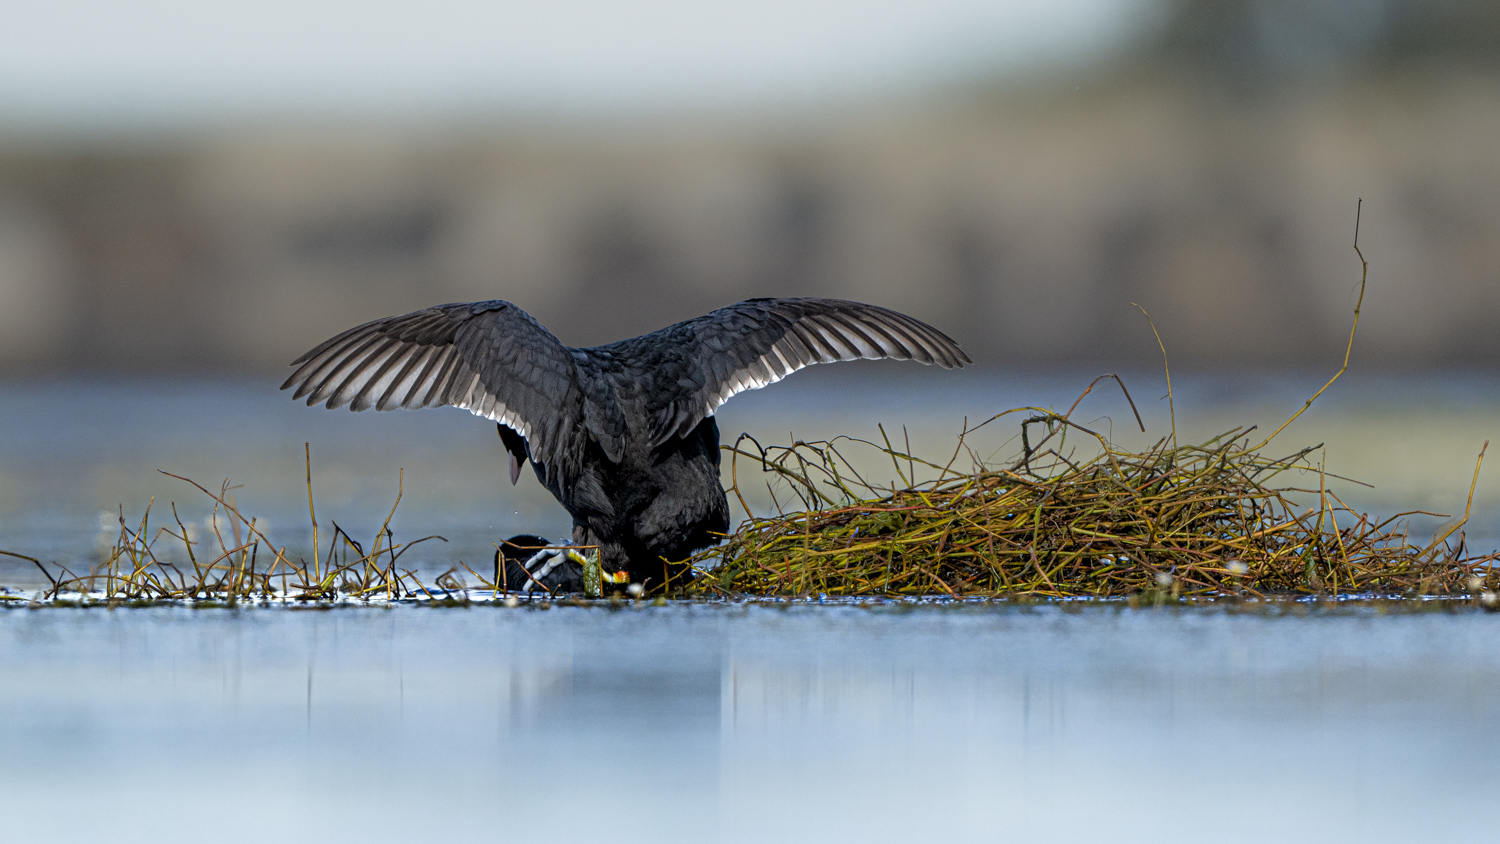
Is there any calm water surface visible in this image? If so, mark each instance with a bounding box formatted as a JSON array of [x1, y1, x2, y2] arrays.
[[1, 603, 1498, 843]]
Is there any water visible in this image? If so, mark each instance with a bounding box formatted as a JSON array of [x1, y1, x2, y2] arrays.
[[1, 602, 1497, 843]]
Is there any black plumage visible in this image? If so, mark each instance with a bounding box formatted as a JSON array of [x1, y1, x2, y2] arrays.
[[281, 297, 970, 589]]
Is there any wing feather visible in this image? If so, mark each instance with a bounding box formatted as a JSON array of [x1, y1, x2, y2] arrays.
[[418, 346, 458, 407], [592, 297, 968, 446], [793, 322, 841, 361], [281, 301, 580, 464], [817, 314, 879, 358], [376, 345, 434, 410], [845, 313, 915, 359], [351, 346, 411, 411], [329, 338, 399, 409], [402, 345, 447, 408], [290, 332, 371, 402], [308, 335, 391, 407]]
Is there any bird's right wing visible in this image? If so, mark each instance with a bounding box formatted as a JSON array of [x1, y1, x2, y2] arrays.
[[631, 298, 970, 446], [280, 300, 582, 465]]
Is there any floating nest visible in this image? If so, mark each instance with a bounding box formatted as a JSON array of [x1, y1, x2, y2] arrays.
[[686, 407, 1494, 600]]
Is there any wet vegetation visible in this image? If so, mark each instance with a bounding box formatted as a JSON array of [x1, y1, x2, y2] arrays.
[[688, 407, 1494, 601], [2, 446, 454, 605]]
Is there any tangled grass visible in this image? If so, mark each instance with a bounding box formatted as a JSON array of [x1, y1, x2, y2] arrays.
[[685, 411, 1493, 600]]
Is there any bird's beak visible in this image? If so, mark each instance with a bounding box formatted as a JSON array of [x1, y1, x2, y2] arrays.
[[509, 453, 522, 485]]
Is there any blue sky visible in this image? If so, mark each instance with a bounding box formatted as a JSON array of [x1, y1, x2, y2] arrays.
[[0, 0, 1156, 130]]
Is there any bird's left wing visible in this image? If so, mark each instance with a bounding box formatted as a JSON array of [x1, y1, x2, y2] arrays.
[[626, 298, 970, 446], [279, 301, 582, 466]]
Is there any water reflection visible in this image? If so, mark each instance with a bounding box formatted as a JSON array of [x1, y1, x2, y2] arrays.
[[1, 604, 1497, 843]]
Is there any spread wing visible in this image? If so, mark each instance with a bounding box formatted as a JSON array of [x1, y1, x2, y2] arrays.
[[279, 300, 582, 465], [620, 298, 970, 446]]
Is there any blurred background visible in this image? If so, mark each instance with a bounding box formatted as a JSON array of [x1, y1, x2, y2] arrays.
[[4, 0, 1500, 578], [6, 10, 1500, 835], [1, 0, 1497, 372]]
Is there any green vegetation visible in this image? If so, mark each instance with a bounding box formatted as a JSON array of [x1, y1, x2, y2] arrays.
[[3, 447, 453, 604], [687, 411, 1493, 600]]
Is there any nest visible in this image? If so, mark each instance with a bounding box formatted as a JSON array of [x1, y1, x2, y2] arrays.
[[686, 409, 1494, 599]]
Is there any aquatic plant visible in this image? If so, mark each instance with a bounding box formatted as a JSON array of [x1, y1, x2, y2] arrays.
[[687, 416, 1493, 599], [6, 445, 458, 603]]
